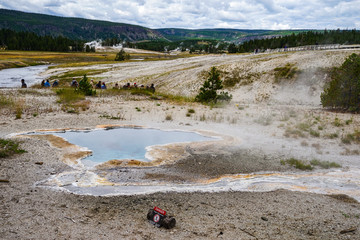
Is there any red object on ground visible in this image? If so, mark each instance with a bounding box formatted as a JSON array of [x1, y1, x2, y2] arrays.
[[154, 206, 166, 215]]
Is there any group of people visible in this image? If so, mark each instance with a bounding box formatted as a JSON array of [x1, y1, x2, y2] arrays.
[[118, 82, 155, 92], [21, 77, 155, 92], [94, 80, 107, 89], [20, 79, 58, 88], [40, 79, 58, 88]]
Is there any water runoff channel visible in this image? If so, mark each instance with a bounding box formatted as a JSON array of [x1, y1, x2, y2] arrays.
[[0, 65, 50, 88], [20, 126, 360, 201]]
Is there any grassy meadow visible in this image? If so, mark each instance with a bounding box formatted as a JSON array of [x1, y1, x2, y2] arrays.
[[0, 50, 192, 71]]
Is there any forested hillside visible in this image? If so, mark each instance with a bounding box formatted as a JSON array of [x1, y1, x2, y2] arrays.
[[0, 29, 91, 52], [235, 29, 360, 53], [0, 9, 163, 41]]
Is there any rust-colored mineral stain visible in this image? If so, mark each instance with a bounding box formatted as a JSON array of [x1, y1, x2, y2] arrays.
[[23, 134, 91, 165], [200, 173, 280, 184]]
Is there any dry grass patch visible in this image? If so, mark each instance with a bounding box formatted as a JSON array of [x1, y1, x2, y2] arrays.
[[274, 63, 299, 83]]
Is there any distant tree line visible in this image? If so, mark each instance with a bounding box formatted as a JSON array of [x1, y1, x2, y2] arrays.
[[0, 29, 94, 52], [228, 29, 360, 53]]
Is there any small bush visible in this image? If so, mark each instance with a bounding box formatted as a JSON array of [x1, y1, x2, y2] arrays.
[[281, 158, 313, 170], [309, 129, 320, 137], [56, 88, 85, 104], [333, 117, 343, 127], [0, 94, 13, 107], [341, 134, 354, 144], [188, 109, 195, 114], [0, 138, 26, 158], [274, 63, 299, 82], [165, 114, 173, 121], [326, 133, 339, 139], [297, 122, 311, 132], [15, 106, 22, 119], [284, 128, 306, 138], [56, 88, 86, 113], [345, 118, 353, 125], [310, 159, 341, 169]]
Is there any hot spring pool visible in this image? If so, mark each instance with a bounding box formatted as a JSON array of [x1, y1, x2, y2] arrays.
[[47, 127, 215, 165]]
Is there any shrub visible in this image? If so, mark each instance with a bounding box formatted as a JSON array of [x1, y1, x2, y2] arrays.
[[56, 88, 85, 104], [274, 63, 298, 82], [0, 94, 13, 107], [309, 129, 320, 137], [281, 158, 313, 170], [165, 114, 172, 121], [310, 159, 341, 169], [321, 53, 360, 112], [0, 138, 26, 158]]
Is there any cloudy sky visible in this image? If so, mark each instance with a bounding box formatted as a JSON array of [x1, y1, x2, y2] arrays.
[[1, 0, 360, 30]]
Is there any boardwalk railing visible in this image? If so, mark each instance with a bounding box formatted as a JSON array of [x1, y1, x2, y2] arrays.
[[261, 44, 360, 53]]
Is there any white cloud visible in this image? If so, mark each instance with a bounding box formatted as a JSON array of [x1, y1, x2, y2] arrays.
[[1, 0, 360, 29]]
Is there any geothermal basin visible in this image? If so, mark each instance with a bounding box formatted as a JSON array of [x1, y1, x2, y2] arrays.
[[18, 126, 360, 201]]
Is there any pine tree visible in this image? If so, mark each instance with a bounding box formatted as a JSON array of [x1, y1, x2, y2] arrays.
[[195, 67, 232, 103], [77, 74, 96, 96], [321, 53, 360, 112], [115, 49, 130, 61]]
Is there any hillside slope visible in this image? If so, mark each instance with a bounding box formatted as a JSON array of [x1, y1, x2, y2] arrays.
[[1, 9, 309, 43], [0, 9, 163, 41]]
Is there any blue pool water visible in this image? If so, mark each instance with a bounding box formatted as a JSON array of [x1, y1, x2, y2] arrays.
[[53, 128, 214, 164]]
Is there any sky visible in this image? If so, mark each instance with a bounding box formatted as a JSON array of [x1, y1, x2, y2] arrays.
[[1, 0, 360, 30]]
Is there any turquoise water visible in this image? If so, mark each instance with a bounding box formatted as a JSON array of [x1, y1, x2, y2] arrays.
[[53, 128, 214, 164]]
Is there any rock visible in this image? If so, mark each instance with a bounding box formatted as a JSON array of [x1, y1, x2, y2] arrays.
[[340, 227, 357, 234], [261, 216, 268, 221]]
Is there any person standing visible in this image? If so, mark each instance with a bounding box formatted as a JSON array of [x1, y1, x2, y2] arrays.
[[21, 79, 27, 88]]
